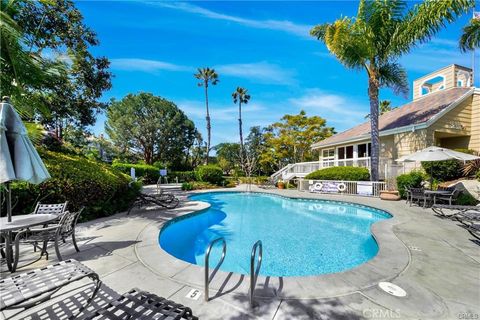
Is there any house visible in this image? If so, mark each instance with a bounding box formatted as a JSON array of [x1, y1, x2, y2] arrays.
[[273, 64, 479, 181]]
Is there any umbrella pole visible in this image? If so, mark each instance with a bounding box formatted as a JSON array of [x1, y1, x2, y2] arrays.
[[6, 182, 11, 222]]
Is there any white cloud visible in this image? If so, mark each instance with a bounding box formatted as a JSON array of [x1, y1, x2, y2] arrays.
[[215, 61, 296, 85], [110, 58, 192, 73], [153, 2, 312, 38]]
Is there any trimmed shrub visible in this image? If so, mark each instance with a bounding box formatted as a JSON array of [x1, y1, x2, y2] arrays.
[[169, 171, 196, 183], [195, 165, 224, 185], [181, 182, 193, 191], [305, 167, 370, 181], [112, 162, 159, 184], [421, 160, 462, 182], [9, 149, 140, 222], [396, 171, 425, 198]]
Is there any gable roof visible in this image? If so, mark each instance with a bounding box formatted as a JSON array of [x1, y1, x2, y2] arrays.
[[312, 87, 474, 149]]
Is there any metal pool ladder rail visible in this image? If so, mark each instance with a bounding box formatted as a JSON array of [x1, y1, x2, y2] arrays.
[[204, 237, 227, 302], [250, 240, 263, 309]]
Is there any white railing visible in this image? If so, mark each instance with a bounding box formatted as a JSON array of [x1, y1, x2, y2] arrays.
[[297, 179, 387, 197]]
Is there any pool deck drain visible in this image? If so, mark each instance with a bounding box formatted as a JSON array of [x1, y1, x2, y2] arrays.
[[2, 184, 479, 320]]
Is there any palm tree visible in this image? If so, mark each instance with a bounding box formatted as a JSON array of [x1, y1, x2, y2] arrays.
[[311, 0, 473, 181], [365, 100, 394, 119], [194, 67, 219, 164], [232, 87, 251, 168], [459, 17, 480, 52]]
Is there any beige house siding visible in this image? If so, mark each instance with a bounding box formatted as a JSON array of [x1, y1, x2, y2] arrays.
[[393, 129, 431, 158], [429, 96, 472, 135], [468, 92, 480, 152], [412, 65, 471, 100]]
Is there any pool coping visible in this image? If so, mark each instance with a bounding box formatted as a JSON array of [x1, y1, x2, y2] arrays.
[[135, 187, 411, 300]]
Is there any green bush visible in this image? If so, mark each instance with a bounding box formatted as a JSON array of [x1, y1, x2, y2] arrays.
[[9, 149, 140, 222], [169, 171, 196, 183], [454, 148, 477, 155], [305, 167, 370, 181], [396, 171, 425, 198], [112, 162, 159, 184], [181, 182, 193, 191], [195, 165, 224, 185], [421, 160, 463, 182], [456, 192, 479, 206]]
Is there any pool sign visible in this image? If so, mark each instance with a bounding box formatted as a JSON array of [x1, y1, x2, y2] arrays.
[[160, 168, 167, 177], [357, 182, 373, 196], [186, 289, 201, 300], [322, 182, 340, 193]]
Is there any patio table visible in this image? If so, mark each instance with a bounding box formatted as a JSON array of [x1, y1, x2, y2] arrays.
[[0, 214, 59, 272], [424, 190, 451, 206]]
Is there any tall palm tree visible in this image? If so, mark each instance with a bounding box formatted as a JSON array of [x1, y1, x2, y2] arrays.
[[194, 67, 219, 164], [459, 17, 480, 52], [365, 100, 394, 119], [311, 0, 473, 181], [232, 87, 251, 167]]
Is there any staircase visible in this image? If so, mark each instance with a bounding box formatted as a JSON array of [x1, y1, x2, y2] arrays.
[[270, 161, 321, 182]]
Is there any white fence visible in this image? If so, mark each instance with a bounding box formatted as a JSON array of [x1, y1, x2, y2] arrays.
[[297, 179, 387, 197]]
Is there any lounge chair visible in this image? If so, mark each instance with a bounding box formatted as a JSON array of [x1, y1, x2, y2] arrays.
[[409, 187, 428, 208], [432, 204, 480, 218], [259, 179, 276, 189], [127, 192, 179, 215], [465, 224, 480, 240], [452, 210, 480, 226], [0, 259, 101, 318]]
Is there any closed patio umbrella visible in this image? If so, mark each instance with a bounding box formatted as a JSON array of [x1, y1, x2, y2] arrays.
[[396, 146, 480, 186], [0, 98, 50, 222]]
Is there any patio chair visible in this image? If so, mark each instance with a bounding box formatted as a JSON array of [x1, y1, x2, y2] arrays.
[[432, 204, 480, 218], [33, 201, 68, 216], [79, 288, 198, 320], [435, 188, 460, 205], [127, 192, 179, 215], [409, 187, 428, 208], [18, 208, 84, 261], [0, 259, 101, 318]]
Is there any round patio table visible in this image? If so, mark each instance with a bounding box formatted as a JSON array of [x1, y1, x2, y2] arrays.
[[424, 190, 451, 206], [0, 214, 59, 272]]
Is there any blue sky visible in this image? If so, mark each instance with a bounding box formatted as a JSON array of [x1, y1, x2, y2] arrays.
[[77, 1, 479, 146]]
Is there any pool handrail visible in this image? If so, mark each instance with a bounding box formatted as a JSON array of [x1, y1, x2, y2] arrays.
[[204, 237, 227, 302], [250, 240, 263, 309]]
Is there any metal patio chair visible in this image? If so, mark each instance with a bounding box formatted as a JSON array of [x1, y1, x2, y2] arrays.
[[435, 189, 461, 206], [18, 208, 84, 261], [33, 201, 68, 216], [409, 187, 429, 208]]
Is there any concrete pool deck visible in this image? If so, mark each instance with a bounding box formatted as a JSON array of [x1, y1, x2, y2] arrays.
[[1, 185, 479, 319]]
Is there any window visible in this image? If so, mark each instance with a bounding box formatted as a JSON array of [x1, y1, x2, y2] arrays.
[[357, 143, 372, 158], [457, 80, 464, 87], [338, 147, 345, 159], [322, 149, 334, 159], [421, 87, 430, 95], [346, 146, 354, 159]]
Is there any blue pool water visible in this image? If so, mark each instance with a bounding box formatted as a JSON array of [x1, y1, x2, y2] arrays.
[[159, 192, 391, 277]]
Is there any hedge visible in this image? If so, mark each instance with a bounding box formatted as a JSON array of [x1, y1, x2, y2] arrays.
[[396, 171, 424, 198], [8, 149, 140, 222], [195, 165, 224, 185], [305, 167, 370, 181], [112, 162, 159, 184], [421, 160, 463, 182]]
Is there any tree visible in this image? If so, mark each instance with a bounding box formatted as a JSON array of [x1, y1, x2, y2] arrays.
[[194, 67, 219, 164], [311, 0, 473, 180], [106, 93, 198, 166], [459, 17, 480, 52], [4, 0, 112, 138], [215, 143, 240, 174], [260, 110, 334, 173], [365, 100, 394, 119], [232, 87, 251, 173]]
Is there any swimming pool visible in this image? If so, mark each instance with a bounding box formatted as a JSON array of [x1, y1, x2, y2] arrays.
[[159, 192, 391, 277]]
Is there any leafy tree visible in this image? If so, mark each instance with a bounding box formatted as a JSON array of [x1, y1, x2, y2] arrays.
[[365, 100, 395, 119], [232, 87, 251, 173], [194, 67, 219, 164], [215, 143, 240, 174], [459, 17, 480, 52], [4, 0, 112, 137], [106, 93, 198, 166], [311, 0, 473, 180], [260, 111, 334, 173]]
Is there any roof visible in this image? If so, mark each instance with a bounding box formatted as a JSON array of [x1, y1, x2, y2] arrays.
[[312, 87, 474, 149]]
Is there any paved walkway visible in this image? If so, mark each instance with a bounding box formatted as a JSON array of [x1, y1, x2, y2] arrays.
[[1, 185, 479, 320]]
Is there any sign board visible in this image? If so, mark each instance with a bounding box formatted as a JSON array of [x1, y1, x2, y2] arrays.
[[130, 167, 135, 180], [357, 181, 373, 196], [185, 289, 201, 300], [322, 182, 340, 193], [160, 169, 167, 177]]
